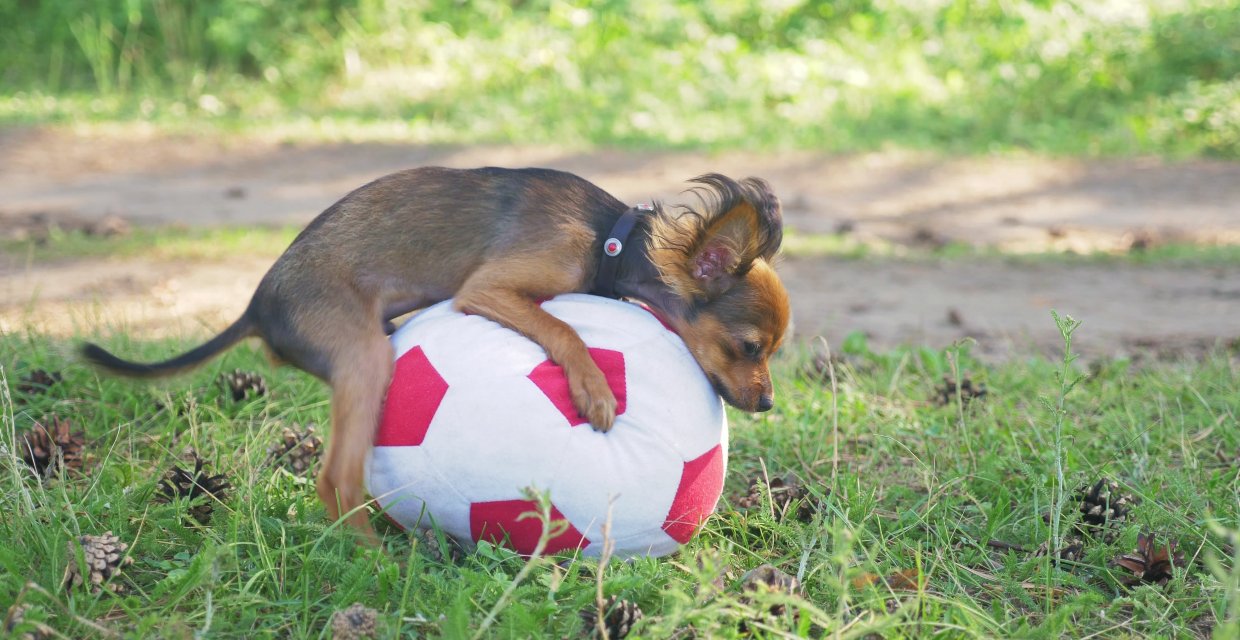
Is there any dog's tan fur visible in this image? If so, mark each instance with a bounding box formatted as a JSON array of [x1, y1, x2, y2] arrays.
[[82, 167, 791, 543]]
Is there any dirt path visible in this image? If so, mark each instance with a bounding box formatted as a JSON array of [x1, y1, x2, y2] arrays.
[[781, 257, 1238, 359], [2, 128, 1238, 359]]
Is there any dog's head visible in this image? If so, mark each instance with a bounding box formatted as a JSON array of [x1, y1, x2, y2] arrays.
[[645, 174, 790, 413]]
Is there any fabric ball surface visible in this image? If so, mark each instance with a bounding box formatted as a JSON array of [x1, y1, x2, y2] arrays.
[[366, 294, 728, 558]]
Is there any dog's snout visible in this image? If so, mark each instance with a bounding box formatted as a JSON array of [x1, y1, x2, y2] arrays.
[[757, 394, 774, 412]]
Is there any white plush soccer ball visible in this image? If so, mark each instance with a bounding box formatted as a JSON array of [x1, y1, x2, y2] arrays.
[[366, 294, 728, 558]]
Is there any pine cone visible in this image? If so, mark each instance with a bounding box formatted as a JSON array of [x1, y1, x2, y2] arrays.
[[417, 528, 462, 564], [3, 604, 54, 640], [1113, 531, 1186, 586], [220, 369, 267, 401], [155, 452, 232, 524], [935, 375, 988, 406], [666, 626, 702, 640], [1075, 479, 1137, 538], [800, 350, 870, 380], [16, 369, 62, 395], [266, 425, 323, 476], [735, 474, 817, 522], [1034, 536, 1086, 563], [63, 531, 134, 593], [330, 603, 378, 640], [740, 564, 802, 617], [691, 551, 728, 599], [800, 351, 837, 380], [18, 416, 86, 476], [580, 596, 643, 639]]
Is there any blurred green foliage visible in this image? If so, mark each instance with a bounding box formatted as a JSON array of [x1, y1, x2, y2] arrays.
[[1, 0, 1237, 156]]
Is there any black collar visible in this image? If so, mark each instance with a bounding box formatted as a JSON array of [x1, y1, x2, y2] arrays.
[[591, 204, 651, 299]]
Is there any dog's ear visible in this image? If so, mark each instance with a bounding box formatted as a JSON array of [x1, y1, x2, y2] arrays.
[[649, 174, 783, 301], [686, 175, 782, 297]]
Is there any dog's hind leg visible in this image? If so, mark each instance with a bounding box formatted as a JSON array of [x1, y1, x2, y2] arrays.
[[256, 288, 392, 544], [315, 329, 392, 545]]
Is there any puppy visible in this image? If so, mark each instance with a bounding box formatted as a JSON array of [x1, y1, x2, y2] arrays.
[[82, 167, 791, 542]]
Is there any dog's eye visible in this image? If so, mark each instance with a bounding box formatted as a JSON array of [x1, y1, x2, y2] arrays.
[[742, 340, 762, 358]]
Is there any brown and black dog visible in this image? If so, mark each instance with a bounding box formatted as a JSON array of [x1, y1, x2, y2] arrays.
[[82, 167, 791, 542]]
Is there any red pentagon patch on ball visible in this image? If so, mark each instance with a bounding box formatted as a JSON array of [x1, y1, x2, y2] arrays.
[[375, 346, 449, 446], [470, 499, 587, 555], [527, 348, 627, 427], [661, 444, 726, 543]]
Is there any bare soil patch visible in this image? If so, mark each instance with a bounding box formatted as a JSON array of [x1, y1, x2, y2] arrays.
[[2, 128, 1238, 358]]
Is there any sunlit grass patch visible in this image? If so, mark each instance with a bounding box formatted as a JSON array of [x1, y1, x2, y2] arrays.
[[1, 226, 301, 263], [8, 225, 1240, 272], [1, 0, 1238, 157], [779, 228, 1240, 265]]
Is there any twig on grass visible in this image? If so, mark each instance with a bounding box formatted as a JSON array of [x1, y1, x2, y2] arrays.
[[985, 539, 1029, 553], [813, 336, 840, 489], [591, 497, 618, 639]]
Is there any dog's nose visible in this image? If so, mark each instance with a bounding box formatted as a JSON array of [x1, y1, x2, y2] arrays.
[[757, 394, 774, 412]]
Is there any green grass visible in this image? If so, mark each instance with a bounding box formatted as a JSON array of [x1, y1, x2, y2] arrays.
[[781, 229, 1240, 266], [1, 226, 302, 264], [9, 226, 1240, 270], [2, 0, 1239, 157], [2, 321, 1238, 638]]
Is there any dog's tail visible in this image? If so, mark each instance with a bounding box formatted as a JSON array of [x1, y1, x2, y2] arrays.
[[81, 315, 256, 379]]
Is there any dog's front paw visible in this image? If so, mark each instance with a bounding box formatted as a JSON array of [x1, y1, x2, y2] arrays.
[[569, 366, 618, 432]]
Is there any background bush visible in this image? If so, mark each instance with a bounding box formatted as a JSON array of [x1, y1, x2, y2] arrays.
[[1, 0, 1238, 156]]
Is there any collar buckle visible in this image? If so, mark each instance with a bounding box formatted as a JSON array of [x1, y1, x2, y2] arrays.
[[592, 204, 651, 298]]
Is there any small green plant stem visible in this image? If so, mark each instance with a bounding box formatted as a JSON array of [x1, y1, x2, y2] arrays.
[[1046, 310, 1083, 609], [813, 336, 841, 488], [471, 489, 564, 640], [947, 344, 977, 470], [593, 498, 618, 640]]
